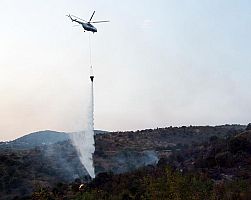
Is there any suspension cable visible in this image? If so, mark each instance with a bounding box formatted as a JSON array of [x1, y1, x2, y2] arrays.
[[89, 32, 92, 67]]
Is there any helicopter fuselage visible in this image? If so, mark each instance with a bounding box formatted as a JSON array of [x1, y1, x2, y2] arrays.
[[82, 22, 97, 33]]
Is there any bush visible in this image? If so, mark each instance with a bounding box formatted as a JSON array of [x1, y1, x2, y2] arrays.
[[229, 137, 251, 153]]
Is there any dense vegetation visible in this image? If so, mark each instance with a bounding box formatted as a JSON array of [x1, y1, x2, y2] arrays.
[[30, 165, 250, 200], [30, 128, 251, 199], [1, 124, 250, 199]]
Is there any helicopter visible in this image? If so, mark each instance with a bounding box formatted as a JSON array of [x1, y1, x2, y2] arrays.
[[67, 11, 109, 33]]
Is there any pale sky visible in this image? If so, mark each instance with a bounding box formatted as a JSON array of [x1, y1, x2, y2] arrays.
[[1, 0, 251, 141]]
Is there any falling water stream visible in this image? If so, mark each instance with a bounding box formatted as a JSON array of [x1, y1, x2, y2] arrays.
[[70, 82, 95, 178]]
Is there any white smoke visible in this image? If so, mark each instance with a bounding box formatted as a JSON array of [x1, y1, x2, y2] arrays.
[[70, 81, 95, 178]]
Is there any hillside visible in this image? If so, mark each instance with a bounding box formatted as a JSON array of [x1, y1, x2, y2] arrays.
[[94, 124, 245, 173], [0, 130, 107, 150], [0, 124, 247, 199], [30, 128, 251, 199]]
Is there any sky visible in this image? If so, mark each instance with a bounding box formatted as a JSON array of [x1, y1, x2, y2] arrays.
[[0, 0, 251, 141]]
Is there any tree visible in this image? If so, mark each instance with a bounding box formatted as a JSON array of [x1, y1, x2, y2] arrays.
[[246, 123, 251, 131]]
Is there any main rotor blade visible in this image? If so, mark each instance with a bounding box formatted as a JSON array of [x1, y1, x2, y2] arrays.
[[92, 20, 110, 23], [71, 15, 87, 22], [89, 11, 95, 22]]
